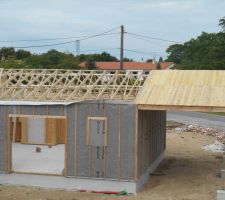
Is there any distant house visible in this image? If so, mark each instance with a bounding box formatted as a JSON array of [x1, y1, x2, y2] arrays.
[[96, 61, 174, 70], [79, 61, 175, 71]]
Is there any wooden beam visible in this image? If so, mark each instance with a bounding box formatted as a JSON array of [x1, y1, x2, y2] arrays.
[[138, 104, 225, 112]]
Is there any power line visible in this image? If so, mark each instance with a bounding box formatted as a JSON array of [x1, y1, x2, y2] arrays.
[[79, 48, 119, 53], [124, 48, 167, 57], [0, 32, 119, 43], [126, 33, 170, 47], [0, 34, 119, 49], [0, 26, 121, 47], [126, 32, 182, 44]]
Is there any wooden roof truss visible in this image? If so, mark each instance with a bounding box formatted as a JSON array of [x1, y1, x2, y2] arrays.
[[0, 69, 147, 102]]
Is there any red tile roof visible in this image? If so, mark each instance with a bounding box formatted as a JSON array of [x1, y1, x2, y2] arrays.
[[93, 62, 174, 70]]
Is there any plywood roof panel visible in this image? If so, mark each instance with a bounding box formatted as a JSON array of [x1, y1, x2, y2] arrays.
[[136, 70, 225, 111]]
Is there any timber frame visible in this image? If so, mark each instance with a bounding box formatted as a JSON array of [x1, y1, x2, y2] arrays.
[[0, 69, 147, 102]]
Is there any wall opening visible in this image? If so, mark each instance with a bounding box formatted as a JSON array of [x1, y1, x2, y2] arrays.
[[8, 115, 67, 176]]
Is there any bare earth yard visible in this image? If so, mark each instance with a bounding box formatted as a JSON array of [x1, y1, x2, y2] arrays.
[[0, 129, 224, 200]]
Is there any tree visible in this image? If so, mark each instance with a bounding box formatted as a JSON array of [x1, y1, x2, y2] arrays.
[[15, 49, 31, 59], [123, 57, 133, 62], [166, 44, 184, 64], [219, 17, 225, 32], [25, 50, 80, 69], [0, 47, 15, 59], [78, 52, 118, 62], [156, 62, 161, 70], [166, 32, 225, 70], [159, 57, 163, 62]]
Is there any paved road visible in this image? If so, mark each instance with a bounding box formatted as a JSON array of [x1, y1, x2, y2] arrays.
[[167, 111, 225, 131]]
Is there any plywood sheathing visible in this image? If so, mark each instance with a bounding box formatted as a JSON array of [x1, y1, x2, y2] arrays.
[[0, 69, 147, 102], [136, 70, 225, 111]]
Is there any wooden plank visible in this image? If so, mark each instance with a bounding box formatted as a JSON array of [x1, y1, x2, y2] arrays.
[[12, 118, 17, 143], [57, 118, 66, 144], [45, 118, 58, 145], [138, 104, 225, 112], [19, 117, 28, 144], [9, 114, 66, 119]]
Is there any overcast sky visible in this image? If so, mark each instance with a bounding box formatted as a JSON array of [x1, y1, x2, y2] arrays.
[[0, 0, 224, 61]]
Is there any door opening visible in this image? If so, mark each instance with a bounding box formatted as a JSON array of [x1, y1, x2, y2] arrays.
[[8, 115, 67, 176]]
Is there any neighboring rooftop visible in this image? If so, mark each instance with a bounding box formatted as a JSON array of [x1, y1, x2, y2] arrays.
[[80, 61, 175, 70]]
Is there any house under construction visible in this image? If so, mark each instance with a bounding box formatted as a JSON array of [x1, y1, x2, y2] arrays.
[[0, 68, 166, 193], [2, 69, 223, 193]]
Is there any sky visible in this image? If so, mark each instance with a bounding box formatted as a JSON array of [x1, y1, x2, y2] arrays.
[[0, 0, 224, 61]]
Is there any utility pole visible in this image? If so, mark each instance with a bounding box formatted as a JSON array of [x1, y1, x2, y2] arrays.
[[120, 25, 124, 70], [75, 40, 80, 56]]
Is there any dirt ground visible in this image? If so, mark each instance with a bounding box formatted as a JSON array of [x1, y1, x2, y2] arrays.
[[0, 129, 224, 200]]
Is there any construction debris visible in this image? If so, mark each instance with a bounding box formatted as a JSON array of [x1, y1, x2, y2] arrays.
[[35, 147, 41, 153], [201, 141, 225, 153], [167, 121, 225, 141]]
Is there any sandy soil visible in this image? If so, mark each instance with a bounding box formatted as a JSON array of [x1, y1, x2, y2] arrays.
[[0, 131, 224, 200]]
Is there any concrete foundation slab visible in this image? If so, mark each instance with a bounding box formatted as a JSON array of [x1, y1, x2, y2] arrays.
[[221, 170, 225, 179], [217, 190, 225, 200], [12, 143, 64, 174], [0, 173, 137, 193]]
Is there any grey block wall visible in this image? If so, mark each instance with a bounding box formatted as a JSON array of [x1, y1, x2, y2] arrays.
[[137, 110, 166, 178]]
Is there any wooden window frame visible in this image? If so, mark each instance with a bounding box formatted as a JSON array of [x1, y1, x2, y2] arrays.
[[86, 117, 108, 146]]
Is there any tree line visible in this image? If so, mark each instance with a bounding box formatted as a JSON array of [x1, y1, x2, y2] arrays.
[[166, 17, 225, 69], [0, 48, 125, 69]]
